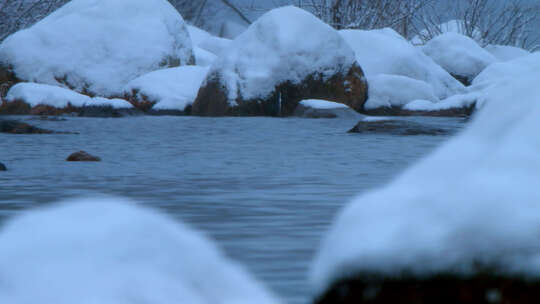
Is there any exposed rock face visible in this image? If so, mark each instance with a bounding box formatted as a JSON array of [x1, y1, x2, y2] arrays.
[[0, 64, 18, 100], [191, 6, 368, 116], [0, 162, 6, 171], [362, 103, 475, 117], [0, 119, 77, 134], [193, 63, 367, 116], [348, 119, 454, 136], [315, 273, 540, 304], [66, 151, 101, 162]]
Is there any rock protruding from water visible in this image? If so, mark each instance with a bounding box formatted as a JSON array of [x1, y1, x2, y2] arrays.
[[0, 119, 53, 134], [348, 119, 451, 136], [0, 162, 6, 171], [192, 6, 367, 116], [66, 151, 101, 162], [315, 274, 540, 304]]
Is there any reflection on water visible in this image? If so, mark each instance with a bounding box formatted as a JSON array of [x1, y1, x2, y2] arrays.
[[0, 115, 463, 303]]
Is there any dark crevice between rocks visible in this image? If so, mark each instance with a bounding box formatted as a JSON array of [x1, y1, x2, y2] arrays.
[[315, 272, 540, 304]]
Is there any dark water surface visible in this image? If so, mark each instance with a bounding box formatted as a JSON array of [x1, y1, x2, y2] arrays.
[[0, 115, 464, 303]]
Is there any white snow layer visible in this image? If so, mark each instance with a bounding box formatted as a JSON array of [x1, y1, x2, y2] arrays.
[[124, 66, 209, 110], [0, 197, 280, 304], [6, 83, 133, 108], [365, 74, 438, 110], [403, 91, 480, 112], [310, 69, 540, 294], [484, 44, 530, 62], [340, 28, 464, 99], [0, 0, 194, 97], [422, 32, 496, 79], [188, 25, 232, 58], [300, 99, 349, 109], [207, 6, 356, 103], [473, 52, 540, 87], [411, 19, 483, 45]]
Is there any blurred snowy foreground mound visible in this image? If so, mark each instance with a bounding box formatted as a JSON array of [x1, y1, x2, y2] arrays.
[[310, 64, 540, 303], [0, 198, 280, 304]]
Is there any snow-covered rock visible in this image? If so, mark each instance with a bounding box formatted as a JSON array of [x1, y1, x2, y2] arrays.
[[193, 48, 218, 67], [485, 44, 530, 62], [422, 32, 497, 85], [364, 74, 438, 113], [188, 25, 232, 58], [311, 69, 540, 302], [192, 6, 367, 116], [2, 83, 136, 117], [340, 28, 464, 99], [411, 19, 483, 46], [294, 99, 360, 118], [0, 0, 194, 97], [124, 66, 209, 113], [0, 197, 280, 304], [473, 52, 540, 87], [403, 92, 480, 114]]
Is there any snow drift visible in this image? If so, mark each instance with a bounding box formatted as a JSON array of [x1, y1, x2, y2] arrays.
[[311, 67, 540, 295], [0, 0, 194, 97], [340, 28, 464, 100], [0, 197, 279, 304]]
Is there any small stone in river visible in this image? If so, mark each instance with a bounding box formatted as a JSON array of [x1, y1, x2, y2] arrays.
[[0, 162, 6, 171], [66, 151, 101, 162]]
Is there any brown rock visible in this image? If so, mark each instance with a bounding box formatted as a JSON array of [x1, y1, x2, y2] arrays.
[[192, 62, 368, 117], [0, 64, 19, 100], [362, 103, 476, 117], [66, 151, 101, 162], [348, 119, 454, 136], [0, 119, 53, 134]]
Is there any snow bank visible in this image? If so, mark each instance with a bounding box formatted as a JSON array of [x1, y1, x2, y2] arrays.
[[0, 197, 279, 304], [6, 83, 133, 108], [485, 44, 530, 62], [403, 91, 479, 112], [411, 19, 483, 45], [299, 99, 349, 110], [194, 48, 218, 67], [188, 25, 232, 58], [124, 66, 209, 110], [340, 28, 464, 99], [0, 0, 194, 97], [365, 74, 438, 110], [472, 52, 540, 87], [208, 6, 356, 103], [422, 32, 496, 82], [311, 70, 540, 294]]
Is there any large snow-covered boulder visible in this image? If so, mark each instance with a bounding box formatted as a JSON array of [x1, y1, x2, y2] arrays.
[[422, 32, 497, 85], [1, 83, 137, 117], [191, 6, 367, 116], [123, 66, 209, 114], [340, 28, 464, 101], [411, 19, 483, 46], [187, 25, 232, 65], [311, 70, 540, 303], [0, 0, 195, 97], [0, 197, 280, 304]]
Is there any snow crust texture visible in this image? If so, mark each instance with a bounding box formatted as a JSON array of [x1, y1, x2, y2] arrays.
[[364, 74, 438, 110], [0, 197, 280, 304], [0, 0, 194, 97], [311, 65, 540, 294]]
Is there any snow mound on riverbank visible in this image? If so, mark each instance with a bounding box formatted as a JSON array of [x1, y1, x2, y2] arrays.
[[473, 52, 540, 87], [188, 25, 232, 58], [422, 32, 496, 82], [340, 28, 464, 99], [311, 69, 540, 294], [300, 99, 349, 109], [365, 74, 438, 110], [124, 66, 209, 110], [0, 0, 194, 97], [6, 83, 133, 108], [0, 197, 279, 304], [485, 44, 530, 62], [208, 6, 357, 103]]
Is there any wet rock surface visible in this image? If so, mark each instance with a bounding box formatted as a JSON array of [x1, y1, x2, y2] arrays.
[[362, 104, 475, 117], [0, 119, 77, 134], [66, 151, 101, 162], [0, 162, 6, 171], [315, 273, 540, 304], [348, 119, 453, 136]]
